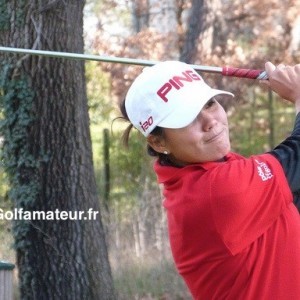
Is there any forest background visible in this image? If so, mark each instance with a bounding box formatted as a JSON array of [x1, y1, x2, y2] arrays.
[[1, 0, 300, 299]]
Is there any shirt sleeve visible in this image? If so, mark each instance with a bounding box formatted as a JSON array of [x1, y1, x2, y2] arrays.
[[209, 154, 293, 255], [269, 113, 300, 210]]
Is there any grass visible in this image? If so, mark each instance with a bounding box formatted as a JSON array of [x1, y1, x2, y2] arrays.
[[111, 253, 192, 300]]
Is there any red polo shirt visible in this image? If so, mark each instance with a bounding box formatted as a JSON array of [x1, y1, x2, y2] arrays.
[[155, 152, 300, 299]]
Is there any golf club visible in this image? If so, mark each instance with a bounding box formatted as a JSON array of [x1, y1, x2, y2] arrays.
[[0, 46, 268, 80]]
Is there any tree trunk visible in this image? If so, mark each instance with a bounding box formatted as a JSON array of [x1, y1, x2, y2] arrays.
[[133, 220, 141, 258], [149, 0, 177, 33], [179, 0, 221, 63], [0, 1, 116, 299], [179, 0, 206, 63]]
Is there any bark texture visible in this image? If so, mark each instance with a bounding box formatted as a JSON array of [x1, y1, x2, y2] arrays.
[[0, 1, 116, 299]]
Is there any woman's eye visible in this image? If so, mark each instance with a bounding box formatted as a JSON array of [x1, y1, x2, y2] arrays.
[[205, 99, 216, 109]]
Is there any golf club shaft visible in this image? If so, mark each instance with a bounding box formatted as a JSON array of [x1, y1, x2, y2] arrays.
[[0, 46, 268, 80]]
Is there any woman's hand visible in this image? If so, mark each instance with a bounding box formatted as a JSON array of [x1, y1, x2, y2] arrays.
[[261, 62, 300, 112]]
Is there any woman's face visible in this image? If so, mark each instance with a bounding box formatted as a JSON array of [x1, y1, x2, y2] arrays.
[[150, 98, 231, 166]]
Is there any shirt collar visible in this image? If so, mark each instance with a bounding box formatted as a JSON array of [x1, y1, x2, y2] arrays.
[[154, 152, 241, 183]]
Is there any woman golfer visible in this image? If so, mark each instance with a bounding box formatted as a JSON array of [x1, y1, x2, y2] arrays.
[[121, 61, 300, 299]]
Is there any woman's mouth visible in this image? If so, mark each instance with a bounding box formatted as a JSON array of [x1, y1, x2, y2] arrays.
[[205, 129, 224, 143]]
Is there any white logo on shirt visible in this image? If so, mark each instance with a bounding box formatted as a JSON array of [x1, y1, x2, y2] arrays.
[[255, 159, 273, 181]]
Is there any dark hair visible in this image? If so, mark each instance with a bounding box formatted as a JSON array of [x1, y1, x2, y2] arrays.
[[119, 98, 173, 165]]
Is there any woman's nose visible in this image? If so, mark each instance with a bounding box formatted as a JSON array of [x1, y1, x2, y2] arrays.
[[199, 111, 217, 131]]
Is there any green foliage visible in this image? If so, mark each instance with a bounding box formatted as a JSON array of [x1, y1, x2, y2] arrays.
[[0, 0, 25, 30], [91, 122, 156, 204], [0, 169, 13, 261], [86, 60, 157, 208], [0, 1, 10, 30], [111, 130, 148, 183], [228, 87, 295, 156], [0, 62, 40, 250], [85, 0, 131, 35], [86, 61, 113, 123]]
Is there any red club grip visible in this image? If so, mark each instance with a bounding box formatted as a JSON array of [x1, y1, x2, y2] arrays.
[[222, 66, 266, 79]]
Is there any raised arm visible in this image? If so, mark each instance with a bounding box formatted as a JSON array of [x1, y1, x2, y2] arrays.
[[261, 62, 300, 210]]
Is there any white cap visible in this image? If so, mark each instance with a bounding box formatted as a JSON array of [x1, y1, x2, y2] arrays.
[[125, 61, 234, 137]]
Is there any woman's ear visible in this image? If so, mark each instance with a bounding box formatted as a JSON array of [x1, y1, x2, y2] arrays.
[[147, 134, 168, 154]]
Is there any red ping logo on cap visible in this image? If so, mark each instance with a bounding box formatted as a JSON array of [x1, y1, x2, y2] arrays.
[[139, 69, 202, 133], [156, 70, 202, 102]]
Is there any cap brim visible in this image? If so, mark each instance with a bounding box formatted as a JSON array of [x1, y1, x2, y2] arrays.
[[158, 89, 234, 129]]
